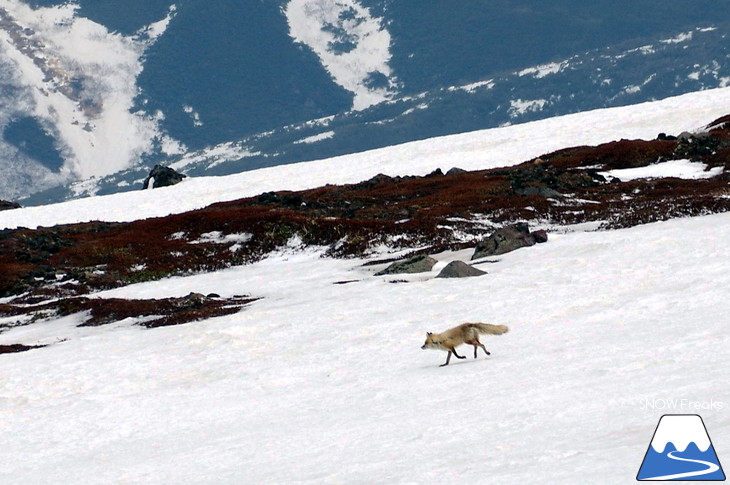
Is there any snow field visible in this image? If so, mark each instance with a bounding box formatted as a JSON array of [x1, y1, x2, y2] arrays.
[[1, 212, 729, 484]]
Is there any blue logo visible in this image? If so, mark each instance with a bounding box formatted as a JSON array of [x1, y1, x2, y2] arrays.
[[637, 414, 725, 481]]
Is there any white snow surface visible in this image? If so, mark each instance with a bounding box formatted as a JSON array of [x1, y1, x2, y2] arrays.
[[2, 210, 730, 483], [601, 159, 724, 181], [4, 87, 730, 231]]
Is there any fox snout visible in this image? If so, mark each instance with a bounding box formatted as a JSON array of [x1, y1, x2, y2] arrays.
[[421, 344, 427, 350]]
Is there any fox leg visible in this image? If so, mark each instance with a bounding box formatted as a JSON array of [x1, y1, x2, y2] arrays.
[[452, 348, 466, 359], [440, 349, 466, 367], [468, 339, 491, 358]]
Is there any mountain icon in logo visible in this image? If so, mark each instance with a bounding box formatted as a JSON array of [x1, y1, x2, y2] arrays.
[[637, 414, 726, 481]]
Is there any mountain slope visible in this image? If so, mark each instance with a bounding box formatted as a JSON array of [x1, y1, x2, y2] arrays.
[[1, 79, 730, 485], [4, 87, 730, 228], [1, 204, 729, 484]]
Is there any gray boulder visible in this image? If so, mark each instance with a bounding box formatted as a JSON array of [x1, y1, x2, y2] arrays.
[[445, 167, 467, 176], [143, 164, 187, 189], [375, 254, 437, 276], [472, 223, 537, 260], [532, 230, 549, 243], [435, 260, 487, 278]]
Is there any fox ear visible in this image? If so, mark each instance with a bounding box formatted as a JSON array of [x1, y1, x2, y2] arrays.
[[427, 332, 432, 335]]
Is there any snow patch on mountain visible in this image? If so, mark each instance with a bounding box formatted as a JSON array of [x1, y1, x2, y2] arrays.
[[293, 130, 335, 144], [508, 98, 550, 118], [284, 0, 397, 110], [661, 30, 694, 45], [447, 79, 495, 93], [170, 142, 261, 171], [600, 159, 723, 182], [0, 0, 177, 194], [518, 61, 569, 79]]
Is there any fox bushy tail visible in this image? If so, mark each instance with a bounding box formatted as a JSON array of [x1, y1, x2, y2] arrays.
[[470, 323, 509, 335]]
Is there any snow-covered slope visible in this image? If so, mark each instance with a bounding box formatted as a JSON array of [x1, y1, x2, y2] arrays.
[[1, 210, 729, 484], [1, 86, 730, 483], [3, 86, 730, 231]]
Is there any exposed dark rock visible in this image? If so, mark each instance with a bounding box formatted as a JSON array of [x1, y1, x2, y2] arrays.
[[0, 343, 46, 354], [435, 260, 487, 278], [674, 131, 721, 160], [508, 162, 605, 196], [256, 192, 305, 208], [0, 200, 21, 211], [445, 167, 467, 176], [707, 114, 730, 131], [375, 254, 437, 276], [515, 186, 562, 198], [532, 230, 549, 243], [0, 294, 259, 330], [142, 164, 187, 189], [472, 224, 536, 259]]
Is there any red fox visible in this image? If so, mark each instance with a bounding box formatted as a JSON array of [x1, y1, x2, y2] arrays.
[[421, 323, 509, 367]]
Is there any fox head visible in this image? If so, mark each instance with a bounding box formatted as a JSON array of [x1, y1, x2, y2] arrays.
[[421, 332, 445, 351]]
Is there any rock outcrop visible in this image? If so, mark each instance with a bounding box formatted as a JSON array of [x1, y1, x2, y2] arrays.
[[143, 165, 187, 189], [435, 260, 487, 278], [472, 223, 542, 260], [0, 200, 21, 211], [375, 254, 437, 276]]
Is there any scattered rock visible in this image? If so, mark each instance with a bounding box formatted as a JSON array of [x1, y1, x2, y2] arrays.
[[0, 200, 21, 211], [143, 165, 187, 189], [515, 186, 562, 198], [375, 254, 437, 276], [472, 223, 537, 259], [257, 192, 305, 208], [532, 230, 549, 243], [445, 167, 467, 176], [181, 292, 207, 308], [674, 131, 720, 159], [509, 163, 605, 195], [435, 260, 487, 278]]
